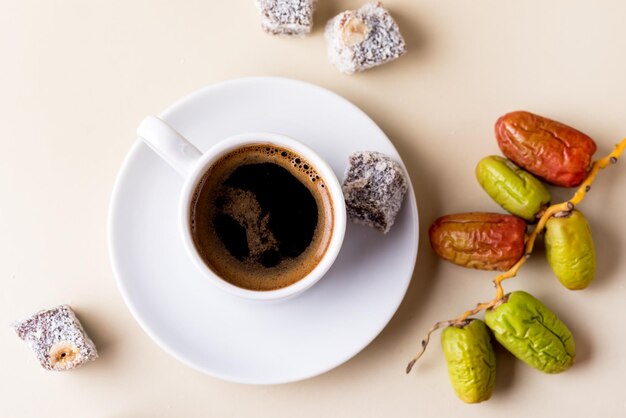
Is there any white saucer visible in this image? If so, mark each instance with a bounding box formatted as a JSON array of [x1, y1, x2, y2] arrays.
[[108, 77, 419, 384]]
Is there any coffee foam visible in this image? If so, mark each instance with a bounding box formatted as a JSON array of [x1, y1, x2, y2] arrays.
[[190, 144, 334, 291], [227, 145, 324, 187]]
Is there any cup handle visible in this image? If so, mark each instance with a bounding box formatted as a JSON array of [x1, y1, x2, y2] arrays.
[[137, 116, 203, 177]]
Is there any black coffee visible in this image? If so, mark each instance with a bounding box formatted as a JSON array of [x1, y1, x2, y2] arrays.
[[190, 144, 334, 291]]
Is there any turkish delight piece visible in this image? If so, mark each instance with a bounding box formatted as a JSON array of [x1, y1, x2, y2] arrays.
[[13, 305, 98, 371], [325, 2, 406, 74], [255, 0, 317, 36], [342, 151, 408, 233]]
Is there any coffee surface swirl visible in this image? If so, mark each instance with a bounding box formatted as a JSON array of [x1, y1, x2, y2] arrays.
[[190, 144, 334, 291]]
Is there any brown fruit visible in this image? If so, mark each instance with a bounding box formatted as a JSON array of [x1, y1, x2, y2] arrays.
[[429, 213, 526, 271], [495, 111, 597, 187]]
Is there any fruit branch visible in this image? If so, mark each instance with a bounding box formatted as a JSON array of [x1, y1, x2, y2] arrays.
[[406, 138, 626, 374]]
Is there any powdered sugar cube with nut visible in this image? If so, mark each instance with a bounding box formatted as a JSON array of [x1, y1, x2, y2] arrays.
[[13, 305, 98, 371], [342, 151, 408, 234], [325, 2, 406, 74], [255, 0, 317, 36]]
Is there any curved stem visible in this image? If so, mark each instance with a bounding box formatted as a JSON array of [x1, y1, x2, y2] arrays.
[[406, 138, 626, 373], [406, 320, 452, 373]]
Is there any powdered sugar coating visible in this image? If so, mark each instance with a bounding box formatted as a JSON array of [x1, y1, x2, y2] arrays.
[[13, 305, 98, 371], [325, 2, 406, 74], [255, 0, 317, 36], [343, 151, 408, 233]]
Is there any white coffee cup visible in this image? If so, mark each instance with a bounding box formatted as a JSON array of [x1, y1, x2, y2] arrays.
[[137, 116, 346, 301]]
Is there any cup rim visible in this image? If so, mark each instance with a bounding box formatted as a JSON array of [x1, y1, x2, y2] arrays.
[[178, 132, 347, 301]]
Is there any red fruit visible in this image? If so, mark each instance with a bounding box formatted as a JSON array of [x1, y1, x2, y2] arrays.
[[429, 213, 527, 271], [495, 111, 597, 187]]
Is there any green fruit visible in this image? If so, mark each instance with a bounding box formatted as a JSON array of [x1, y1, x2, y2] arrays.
[[476, 155, 551, 222], [545, 210, 596, 290], [441, 319, 496, 403], [485, 291, 575, 374]]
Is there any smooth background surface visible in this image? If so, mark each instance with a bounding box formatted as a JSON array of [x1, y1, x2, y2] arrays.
[[2, 1, 626, 416]]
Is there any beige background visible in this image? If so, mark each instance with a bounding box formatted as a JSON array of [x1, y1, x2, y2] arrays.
[[2, 0, 626, 416]]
